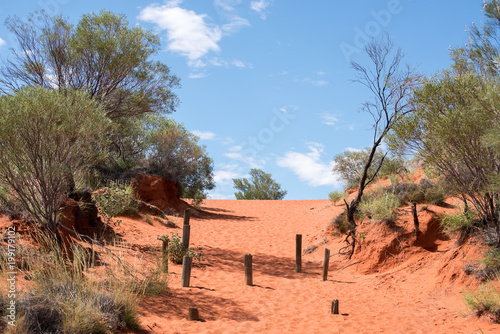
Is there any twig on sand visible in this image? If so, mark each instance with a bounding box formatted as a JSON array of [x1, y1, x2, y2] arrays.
[[336, 260, 361, 272]]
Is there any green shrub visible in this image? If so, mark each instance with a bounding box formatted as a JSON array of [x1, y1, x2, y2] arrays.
[[329, 210, 349, 235], [92, 181, 138, 225], [475, 248, 500, 281], [440, 211, 475, 234], [464, 283, 500, 321], [359, 190, 401, 223], [329, 191, 347, 203], [381, 180, 446, 206], [159, 232, 203, 264]]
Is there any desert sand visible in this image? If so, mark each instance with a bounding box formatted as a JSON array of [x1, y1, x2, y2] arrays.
[[110, 198, 500, 334]]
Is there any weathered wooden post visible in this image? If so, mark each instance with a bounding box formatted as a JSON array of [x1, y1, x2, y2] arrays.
[[188, 308, 200, 321], [161, 238, 169, 273], [331, 299, 339, 314], [296, 234, 302, 273], [181, 255, 192, 287], [182, 209, 191, 250], [322, 248, 330, 281], [412, 202, 420, 241], [244, 254, 253, 286]]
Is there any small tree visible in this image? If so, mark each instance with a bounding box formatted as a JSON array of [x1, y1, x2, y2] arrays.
[[390, 70, 500, 244], [142, 115, 215, 201], [1, 11, 180, 118], [233, 169, 287, 200], [1, 11, 181, 177], [333, 148, 407, 190], [341, 36, 419, 258], [0, 87, 109, 237]]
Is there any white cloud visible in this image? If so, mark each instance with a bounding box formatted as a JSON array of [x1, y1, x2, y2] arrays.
[[213, 0, 251, 34], [304, 78, 329, 86], [209, 163, 246, 199], [345, 147, 362, 153], [222, 17, 250, 34], [269, 70, 288, 77], [139, 1, 222, 65], [139, 1, 251, 69], [0, 38, 6, 47], [277, 142, 341, 187], [208, 57, 250, 68], [189, 71, 208, 79], [225, 145, 266, 169], [213, 169, 240, 184], [192, 130, 216, 140], [250, 0, 273, 18], [320, 113, 339, 126]]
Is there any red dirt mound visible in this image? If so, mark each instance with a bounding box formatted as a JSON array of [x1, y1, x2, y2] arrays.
[[352, 206, 451, 275], [133, 174, 190, 214]]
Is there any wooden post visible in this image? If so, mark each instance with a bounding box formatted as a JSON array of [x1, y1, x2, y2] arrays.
[[331, 299, 339, 314], [182, 209, 191, 251], [183, 209, 191, 226], [182, 224, 191, 250], [322, 248, 330, 281], [188, 308, 199, 321], [412, 202, 420, 241], [181, 256, 192, 287], [161, 239, 169, 273], [296, 234, 302, 273], [244, 254, 253, 286]]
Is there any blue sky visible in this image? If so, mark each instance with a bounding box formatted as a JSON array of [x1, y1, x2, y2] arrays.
[[0, 0, 486, 199]]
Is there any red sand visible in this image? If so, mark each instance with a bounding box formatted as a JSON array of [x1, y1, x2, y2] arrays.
[[111, 199, 500, 334]]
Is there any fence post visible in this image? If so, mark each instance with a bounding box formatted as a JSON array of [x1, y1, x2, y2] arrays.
[[182, 209, 191, 250], [331, 299, 339, 314], [244, 254, 253, 286], [188, 308, 199, 321], [322, 248, 330, 281], [296, 234, 302, 273], [161, 239, 169, 273], [181, 256, 192, 287], [412, 202, 420, 241]]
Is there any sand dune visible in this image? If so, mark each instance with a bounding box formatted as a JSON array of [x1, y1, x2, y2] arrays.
[[113, 199, 499, 334]]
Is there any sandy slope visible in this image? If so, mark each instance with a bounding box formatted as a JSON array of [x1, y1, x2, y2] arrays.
[[112, 199, 499, 334]]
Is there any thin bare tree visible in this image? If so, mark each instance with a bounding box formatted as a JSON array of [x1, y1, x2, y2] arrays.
[[340, 36, 420, 259]]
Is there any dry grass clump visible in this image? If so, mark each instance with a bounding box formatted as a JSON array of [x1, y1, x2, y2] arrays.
[[328, 210, 349, 236], [464, 282, 500, 322], [0, 230, 169, 333]]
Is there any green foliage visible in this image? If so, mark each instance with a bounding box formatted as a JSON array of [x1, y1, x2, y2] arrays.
[[387, 1, 500, 244], [92, 181, 138, 225], [385, 180, 446, 206], [333, 148, 407, 190], [475, 248, 500, 281], [159, 232, 203, 265], [329, 210, 349, 236], [1, 10, 181, 184], [142, 115, 215, 200], [389, 68, 499, 242], [233, 169, 287, 200], [329, 190, 348, 203], [0, 87, 109, 232], [358, 189, 401, 223], [1, 10, 180, 117], [440, 211, 476, 234], [464, 283, 500, 321]]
